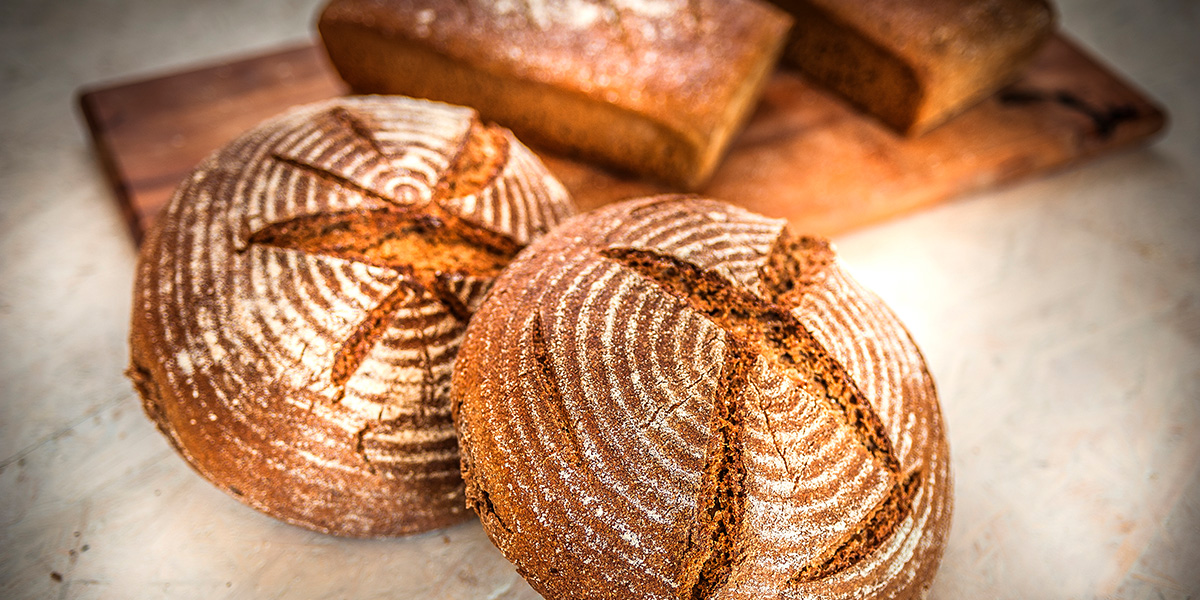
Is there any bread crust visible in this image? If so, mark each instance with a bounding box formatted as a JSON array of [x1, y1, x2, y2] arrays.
[[453, 196, 952, 598], [129, 96, 574, 537], [771, 0, 1056, 134], [318, 0, 792, 189]]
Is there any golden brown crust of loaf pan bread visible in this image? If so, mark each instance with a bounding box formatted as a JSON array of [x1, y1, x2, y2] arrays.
[[770, 0, 1055, 134], [128, 96, 575, 537], [452, 196, 951, 599], [317, 0, 792, 190]]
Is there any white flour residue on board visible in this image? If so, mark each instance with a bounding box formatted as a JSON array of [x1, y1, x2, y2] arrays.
[[486, 0, 688, 32]]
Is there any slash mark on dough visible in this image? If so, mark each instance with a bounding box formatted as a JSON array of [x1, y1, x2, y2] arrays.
[[601, 230, 918, 587]]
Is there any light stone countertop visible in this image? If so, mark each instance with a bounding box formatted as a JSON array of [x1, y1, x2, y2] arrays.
[[1, 0, 1197, 598]]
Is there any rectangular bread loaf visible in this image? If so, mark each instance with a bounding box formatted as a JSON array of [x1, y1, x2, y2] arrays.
[[768, 0, 1056, 134], [317, 0, 792, 190]]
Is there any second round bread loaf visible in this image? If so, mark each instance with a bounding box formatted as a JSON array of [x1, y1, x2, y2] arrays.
[[452, 196, 951, 599]]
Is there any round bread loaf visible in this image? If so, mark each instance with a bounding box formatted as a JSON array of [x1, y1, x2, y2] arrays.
[[128, 96, 575, 537], [452, 196, 951, 598]]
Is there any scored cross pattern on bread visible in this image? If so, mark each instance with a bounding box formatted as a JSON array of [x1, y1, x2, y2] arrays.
[[244, 149, 524, 395], [602, 233, 921, 590], [240, 106, 526, 461], [129, 97, 574, 537], [452, 196, 950, 599]]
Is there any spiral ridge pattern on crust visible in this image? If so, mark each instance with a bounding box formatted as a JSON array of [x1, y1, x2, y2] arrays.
[[453, 196, 951, 598], [129, 96, 574, 537]]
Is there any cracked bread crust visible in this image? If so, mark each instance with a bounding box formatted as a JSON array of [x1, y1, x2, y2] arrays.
[[128, 96, 575, 537], [452, 196, 951, 598]]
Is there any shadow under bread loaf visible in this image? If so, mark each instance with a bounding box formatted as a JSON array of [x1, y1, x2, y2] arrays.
[[768, 0, 1056, 135], [317, 0, 792, 190], [127, 96, 575, 537], [452, 196, 952, 599]]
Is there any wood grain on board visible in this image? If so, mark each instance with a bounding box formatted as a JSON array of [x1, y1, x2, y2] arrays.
[[78, 34, 1165, 245]]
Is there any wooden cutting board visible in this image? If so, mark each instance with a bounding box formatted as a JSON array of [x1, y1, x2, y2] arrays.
[[78, 34, 1165, 245]]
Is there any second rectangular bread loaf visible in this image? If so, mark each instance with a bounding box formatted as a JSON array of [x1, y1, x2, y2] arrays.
[[769, 0, 1056, 134]]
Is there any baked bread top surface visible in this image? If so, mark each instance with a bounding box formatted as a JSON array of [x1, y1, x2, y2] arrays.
[[452, 196, 952, 599], [797, 0, 1054, 61], [129, 95, 574, 537], [319, 0, 792, 136]]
